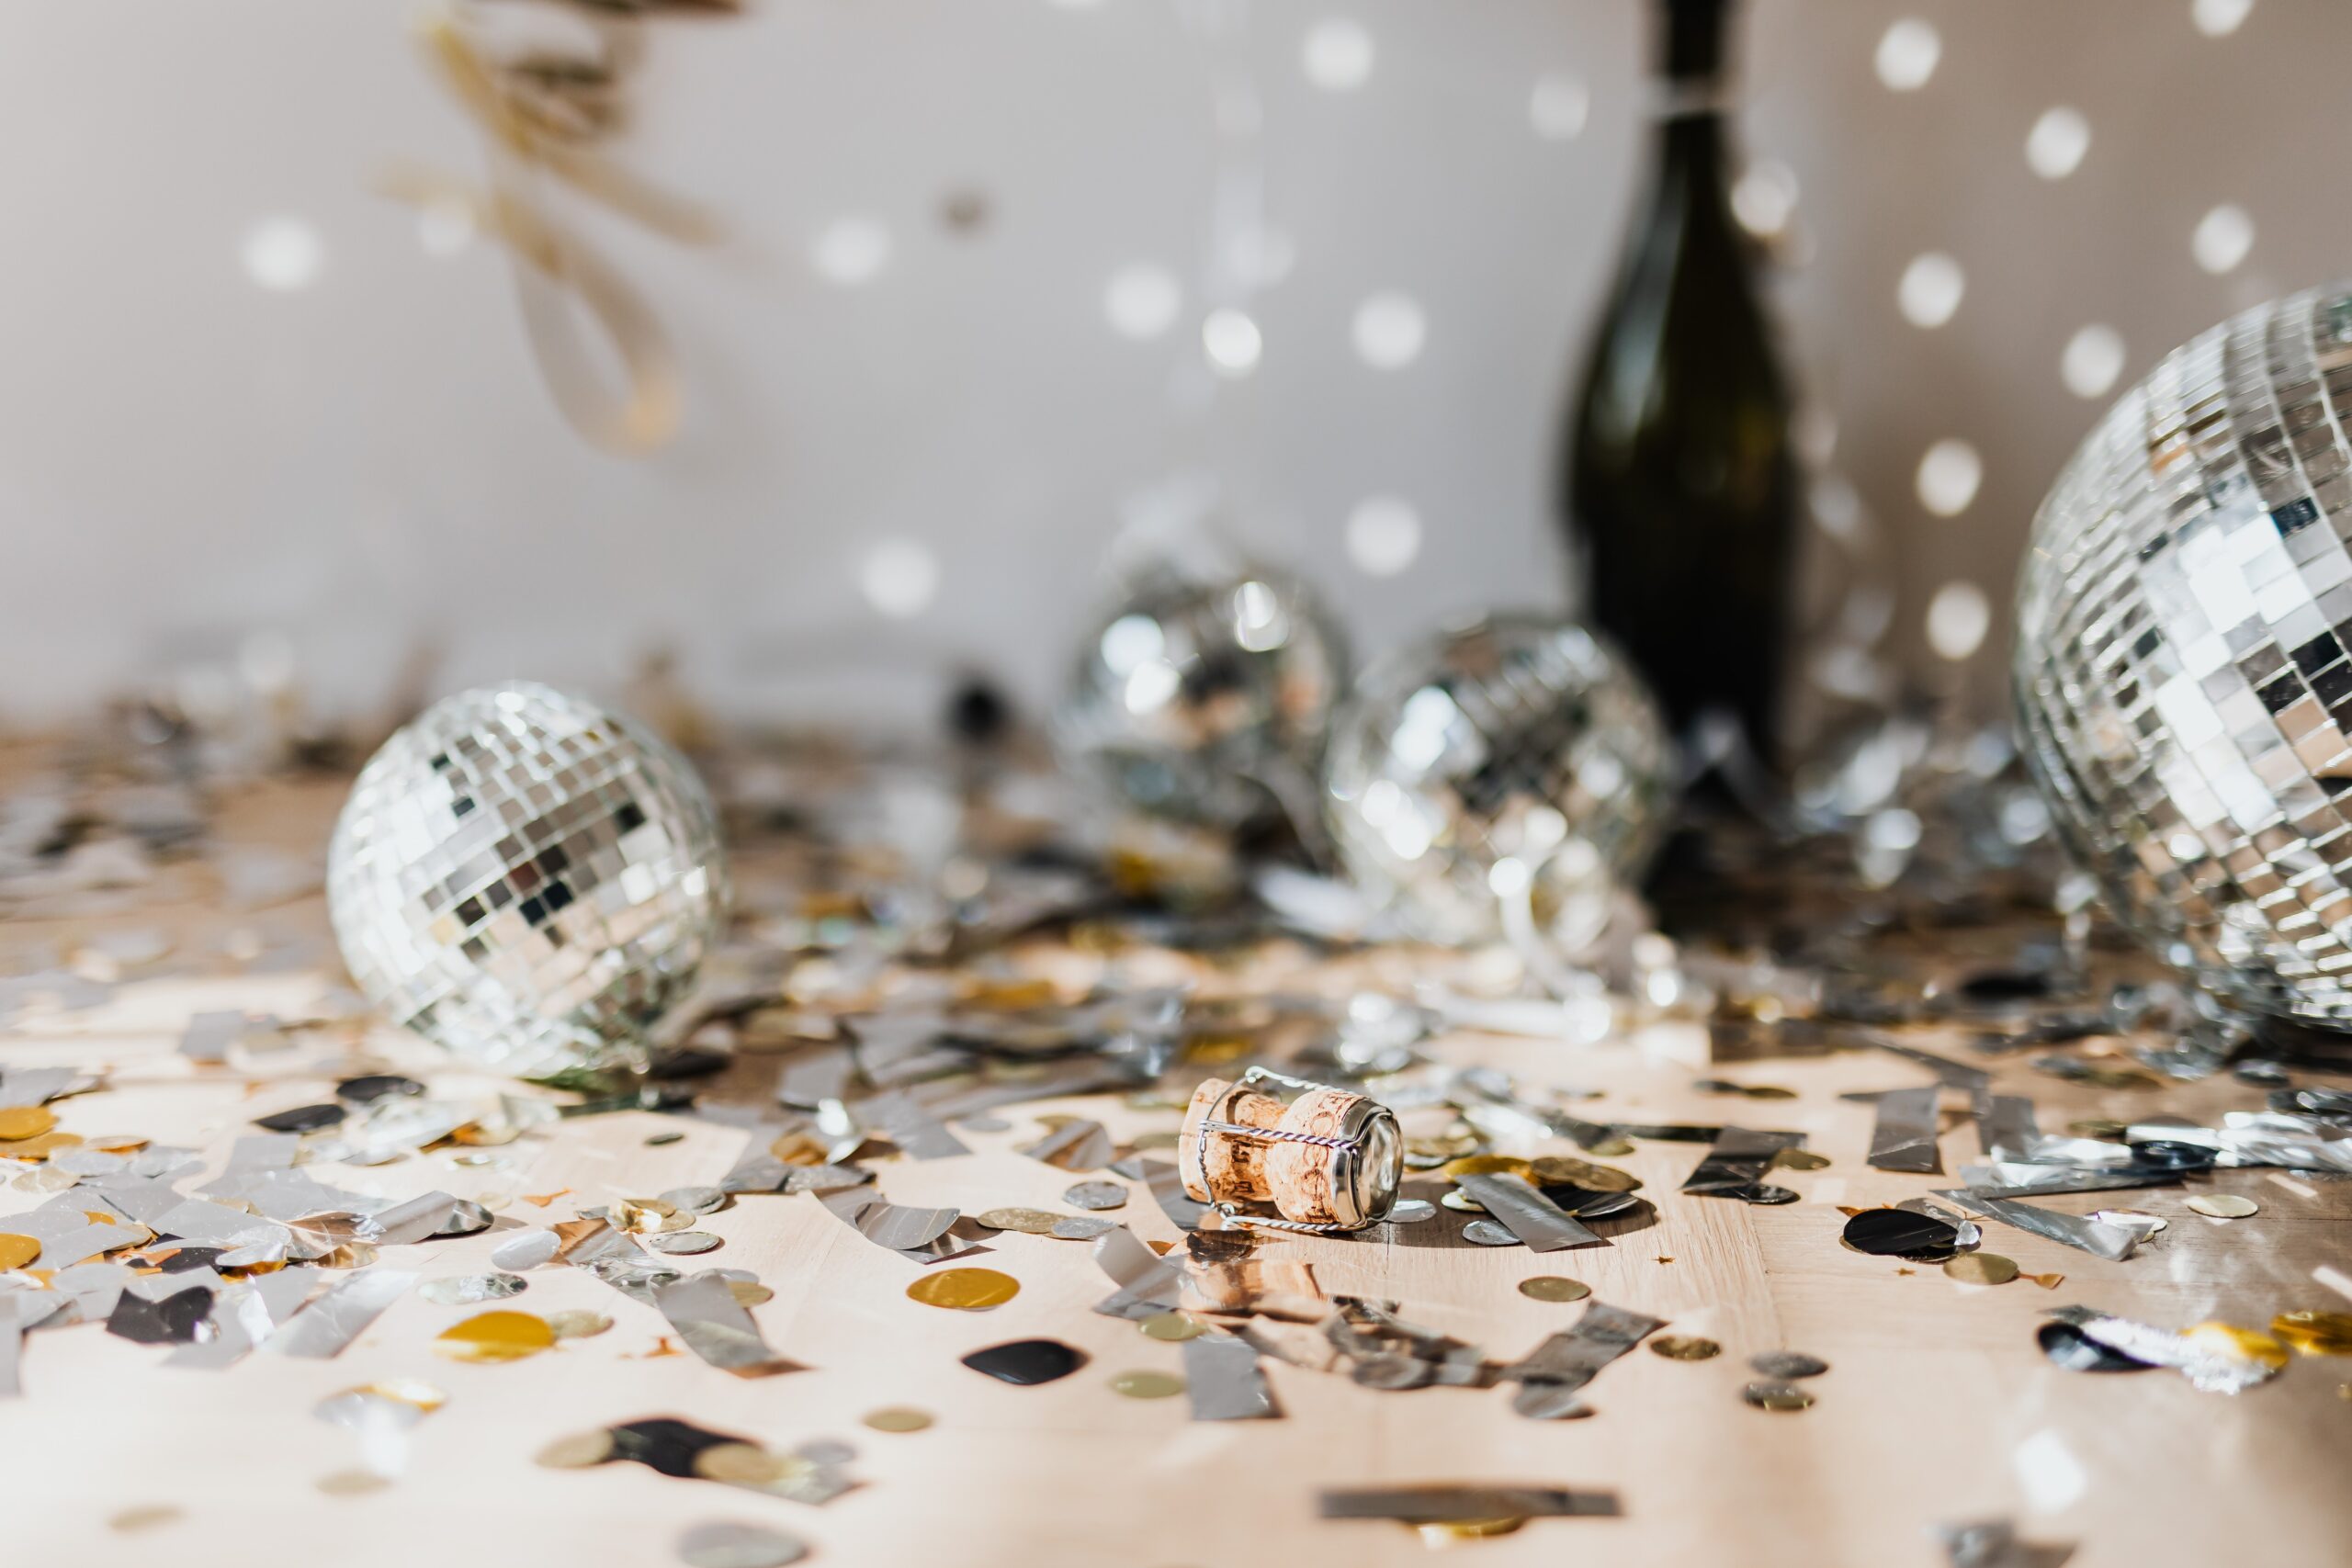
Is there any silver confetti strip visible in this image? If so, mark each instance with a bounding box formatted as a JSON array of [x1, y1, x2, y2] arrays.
[[1495, 1300, 1662, 1418], [151, 1197, 290, 1253], [856, 1090, 970, 1161], [362, 1191, 482, 1245], [1932, 1517, 2073, 1568], [1138, 1158, 1208, 1231], [1018, 1118, 1114, 1172], [1182, 1331, 1277, 1420], [2046, 1305, 2283, 1394], [165, 1270, 313, 1371], [1860, 1034, 1990, 1091], [263, 1269, 417, 1359], [1091, 1225, 1183, 1320], [652, 1271, 791, 1376], [1681, 1126, 1804, 1201], [1958, 1164, 2174, 1198], [1868, 1085, 1944, 1174], [1936, 1190, 2138, 1260], [1972, 1094, 2042, 1163], [814, 1188, 968, 1262], [491, 1228, 562, 1271], [1453, 1173, 1604, 1251], [0, 1066, 79, 1109]]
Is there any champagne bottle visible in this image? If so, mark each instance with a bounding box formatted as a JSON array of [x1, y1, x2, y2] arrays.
[[1563, 0, 1798, 759]]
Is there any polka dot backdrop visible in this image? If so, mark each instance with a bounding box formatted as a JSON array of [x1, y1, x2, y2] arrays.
[[0, 0, 2344, 736]]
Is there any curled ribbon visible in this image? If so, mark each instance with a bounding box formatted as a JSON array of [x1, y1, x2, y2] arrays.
[[384, 6, 724, 456]]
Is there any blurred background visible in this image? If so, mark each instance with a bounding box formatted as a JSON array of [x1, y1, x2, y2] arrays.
[[1, 0, 2342, 739]]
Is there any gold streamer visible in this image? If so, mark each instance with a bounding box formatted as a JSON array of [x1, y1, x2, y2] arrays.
[[387, 5, 726, 456]]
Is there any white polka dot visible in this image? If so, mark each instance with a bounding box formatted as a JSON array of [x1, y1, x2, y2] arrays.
[[1874, 19, 1940, 92], [1103, 265, 1182, 340], [1351, 292, 1425, 369], [1345, 496, 1422, 577], [242, 217, 324, 292], [2061, 324, 2127, 400], [1897, 253, 1964, 329], [2025, 107, 2091, 180], [1529, 74, 1589, 141], [810, 217, 891, 286], [1925, 580, 1992, 661], [1303, 18, 1374, 91], [860, 539, 939, 618], [2192, 0, 2254, 37], [1917, 439, 1983, 517], [1731, 162, 1799, 239], [2193, 204, 2254, 274], [1202, 309, 1263, 377]]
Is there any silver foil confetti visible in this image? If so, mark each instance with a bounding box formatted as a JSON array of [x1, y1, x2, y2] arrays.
[[1681, 1126, 1804, 1203], [1182, 1330, 1277, 1420], [1937, 1191, 2138, 1260], [1496, 1300, 1662, 1419], [263, 1268, 416, 1359], [1318, 1485, 1620, 1521], [1867, 1085, 1944, 1174], [1019, 1118, 1114, 1172], [1453, 1173, 1602, 1251], [652, 1271, 791, 1376], [1090, 1225, 1185, 1320]]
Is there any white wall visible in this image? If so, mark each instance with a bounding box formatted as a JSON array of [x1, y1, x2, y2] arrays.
[[0, 0, 2341, 734]]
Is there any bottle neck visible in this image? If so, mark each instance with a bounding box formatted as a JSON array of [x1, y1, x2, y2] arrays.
[[1652, 0, 1734, 118]]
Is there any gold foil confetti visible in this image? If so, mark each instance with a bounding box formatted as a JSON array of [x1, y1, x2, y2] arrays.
[[0, 1234, 39, 1270], [2272, 1311, 2352, 1356], [975, 1207, 1060, 1235], [1139, 1311, 1208, 1341], [2186, 1195, 2258, 1219], [861, 1407, 934, 1433], [1518, 1277, 1592, 1303], [1109, 1369, 1186, 1399], [1944, 1253, 2020, 1286], [1648, 1335, 1722, 1360], [905, 1268, 1020, 1311], [0, 1107, 60, 1141], [434, 1310, 556, 1363], [536, 1429, 617, 1469]]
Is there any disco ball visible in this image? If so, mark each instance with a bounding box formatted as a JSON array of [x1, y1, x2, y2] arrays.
[[327, 682, 729, 1078], [2017, 282, 2352, 1025], [1057, 563, 1347, 828], [1323, 613, 1674, 945]]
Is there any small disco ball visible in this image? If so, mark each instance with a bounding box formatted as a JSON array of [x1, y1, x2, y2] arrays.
[[1057, 563, 1347, 828], [327, 682, 729, 1078], [1323, 613, 1674, 945], [2018, 281, 2352, 1026]]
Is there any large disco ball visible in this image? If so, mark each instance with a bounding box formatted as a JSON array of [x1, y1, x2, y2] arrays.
[[1324, 613, 1675, 945], [2017, 282, 2352, 1025], [327, 682, 729, 1078], [1057, 562, 1347, 829]]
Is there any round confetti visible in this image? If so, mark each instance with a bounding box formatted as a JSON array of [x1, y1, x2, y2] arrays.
[[0, 1234, 40, 1270], [1441, 1190, 1486, 1213], [662, 1186, 730, 1216], [976, 1207, 1059, 1235], [693, 1445, 812, 1487], [1385, 1199, 1437, 1224], [1770, 1148, 1832, 1171], [1518, 1276, 1591, 1303], [0, 1107, 59, 1141], [421, 1273, 527, 1305], [2128, 1140, 2217, 1173], [1742, 1382, 1815, 1412], [727, 1280, 775, 1308], [434, 1310, 556, 1363], [861, 1406, 934, 1433], [1139, 1311, 1207, 1342], [1463, 1219, 1521, 1247], [647, 1231, 723, 1255], [1050, 1216, 1116, 1241], [2187, 1194, 2258, 1219], [315, 1470, 391, 1497], [906, 1267, 1021, 1311], [335, 1074, 424, 1104], [1748, 1350, 1828, 1381], [961, 1337, 1086, 1385], [1649, 1335, 1722, 1360], [1943, 1253, 2020, 1286], [490, 1229, 561, 1271], [1060, 1180, 1128, 1212], [676, 1521, 808, 1568], [1529, 1156, 1638, 1192], [1841, 1208, 1961, 1260], [1440, 1154, 1532, 1181], [547, 1310, 615, 1340], [1108, 1369, 1186, 1399], [535, 1428, 616, 1468]]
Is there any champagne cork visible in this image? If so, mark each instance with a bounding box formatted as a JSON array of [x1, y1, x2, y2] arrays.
[[1179, 1075, 1403, 1230], [1179, 1077, 1283, 1203]]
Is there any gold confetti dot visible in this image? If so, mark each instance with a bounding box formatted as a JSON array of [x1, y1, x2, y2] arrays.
[[1139, 1311, 1208, 1341], [905, 1267, 1020, 1311], [1943, 1253, 2019, 1286], [434, 1310, 556, 1362], [1109, 1369, 1185, 1399], [0, 1234, 40, 1271], [1517, 1277, 1591, 1303], [0, 1106, 59, 1142], [862, 1406, 934, 1433], [535, 1429, 616, 1469], [2187, 1194, 2257, 1219], [1649, 1335, 1722, 1360]]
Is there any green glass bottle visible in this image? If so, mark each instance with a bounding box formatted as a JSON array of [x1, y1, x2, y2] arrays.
[[1564, 0, 1798, 759]]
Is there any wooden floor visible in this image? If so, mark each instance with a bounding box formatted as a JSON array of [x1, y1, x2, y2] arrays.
[[4, 772, 2350, 1567]]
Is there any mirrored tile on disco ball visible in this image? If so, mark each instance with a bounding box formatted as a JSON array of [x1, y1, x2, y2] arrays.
[[326, 682, 729, 1080]]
